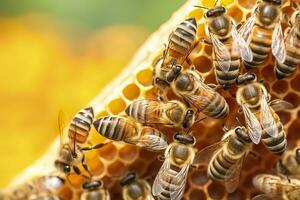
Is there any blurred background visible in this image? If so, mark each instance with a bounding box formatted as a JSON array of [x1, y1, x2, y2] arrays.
[[0, 0, 184, 187]]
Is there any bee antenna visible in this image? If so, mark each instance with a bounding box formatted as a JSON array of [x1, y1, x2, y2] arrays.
[[214, 0, 220, 6], [194, 5, 209, 10]]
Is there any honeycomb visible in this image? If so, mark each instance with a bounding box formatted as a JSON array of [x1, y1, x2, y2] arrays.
[[3, 0, 300, 199]]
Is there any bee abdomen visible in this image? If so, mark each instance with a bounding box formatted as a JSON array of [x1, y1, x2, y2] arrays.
[[261, 125, 286, 155], [93, 117, 137, 141], [68, 107, 94, 144], [169, 18, 197, 56], [215, 59, 240, 86], [244, 27, 272, 68], [202, 93, 229, 118], [156, 169, 180, 199]]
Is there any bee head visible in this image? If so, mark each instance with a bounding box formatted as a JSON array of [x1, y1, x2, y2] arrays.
[[120, 172, 136, 187], [236, 73, 256, 85], [174, 132, 195, 145], [296, 148, 300, 165], [82, 179, 102, 191], [54, 161, 71, 175], [235, 127, 252, 143], [205, 6, 226, 18], [182, 109, 195, 129], [258, 0, 281, 25]]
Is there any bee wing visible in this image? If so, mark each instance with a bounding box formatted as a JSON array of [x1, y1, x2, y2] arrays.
[[260, 95, 279, 138], [152, 150, 171, 196], [210, 32, 231, 72], [252, 194, 282, 200], [126, 128, 168, 152], [269, 99, 294, 112], [224, 153, 246, 193], [272, 22, 286, 64], [170, 164, 190, 200], [232, 25, 253, 62], [239, 12, 256, 44], [58, 110, 67, 146], [241, 104, 262, 144], [193, 139, 229, 166]]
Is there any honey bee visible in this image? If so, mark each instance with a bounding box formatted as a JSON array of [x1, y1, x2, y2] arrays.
[[125, 99, 195, 129], [277, 148, 300, 176], [93, 116, 168, 152], [55, 109, 105, 177], [236, 73, 293, 154], [80, 179, 110, 200], [239, 0, 285, 69], [152, 132, 204, 200], [120, 172, 154, 200], [153, 17, 198, 91], [252, 174, 300, 200], [275, 8, 300, 79], [68, 107, 94, 144], [166, 66, 229, 118], [197, 5, 252, 88]]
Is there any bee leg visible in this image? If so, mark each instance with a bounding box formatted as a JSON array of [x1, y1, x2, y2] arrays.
[[81, 143, 109, 151], [81, 154, 92, 177]]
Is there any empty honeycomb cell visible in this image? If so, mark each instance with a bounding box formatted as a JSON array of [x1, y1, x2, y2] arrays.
[[272, 80, 289, 94], [86, 157, 105, 176], [227, 189, 246, 200], [189, 189, 206, 200], [290, 74, 300, 92], [227, 5, 243, 23], [203, 44, 212, 55], [190, 168, 209, 186], [194, 56, 213, 73], [277, 111, 291, 125], [238, 0, 256, 9], [204, 72, 218, 85], [136, 68, 153, 87], [283, 92, 300, 107], [188, 8, 204, 21], [122, 83, 140, 100], [98, 142, 117, 161], [107, 98, 126, 115], [107, 160, 127, 178], [207, 181, 226, 199], [128, 159, 148, 176], [118, 145, 139, 162], [261, 64, 276, 82]]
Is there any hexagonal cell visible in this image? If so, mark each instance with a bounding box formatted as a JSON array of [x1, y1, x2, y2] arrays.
[[272, 80, 289, 94], [283, 92, 300, 107], [107, 160, 127, 178], [129, 159, 148, 176], [122, 83, 140, 100], [203, 44, 212, 55], [207, 181, 226, 199], [136, 68, 153, 87], [290, 74, 300, 92], [261, 64, 276, 82], [107, 98, 126, 115], [227, 5, 244, 23], [194, 56, 213, 73], [118, 145, 139, 162], [189, 189, 207, 200], [190, 168, 209, 186], [98, 142, 118, 161]]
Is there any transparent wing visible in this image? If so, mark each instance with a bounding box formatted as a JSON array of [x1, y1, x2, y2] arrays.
[[210, 32, 231, 72], [193, 139, 228, 166], [170, 164, 190, 200], [272, 22, 286, 64], [260, 95, 278, 138], [239, 12, 256, 44], [224, 153, 246, 193], [126, 129, 168, 152], [232, 25, 253, 62], [152, 151, 171, 196], [58, 110, 66, 146], [241, 104, 262, 144], [269, 99, 294, 112]]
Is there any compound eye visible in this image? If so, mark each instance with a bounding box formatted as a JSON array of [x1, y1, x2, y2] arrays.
[[296, 148, 300, 165], [64, 165, 71, 174]]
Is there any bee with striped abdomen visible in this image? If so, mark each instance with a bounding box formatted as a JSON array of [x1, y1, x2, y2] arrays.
[[80, 179, 110, 200], [195, 126, 252, 193], [120, 172, 154, 200], [166, 66, 229, 119], [252, 174, 300, 200], [197, 5, 252, 88], [236, 73, 293, 154], [275, 8, 300, 79], [125, 99, 195, 129], [93, 116, 168, 152], [277, 147, 300, 176], [239, 0, 286, 69], [153, 132, 205, 200], [153, 18, 198, 92]]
